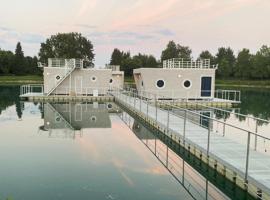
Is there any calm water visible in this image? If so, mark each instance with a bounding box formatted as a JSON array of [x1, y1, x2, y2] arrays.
[[0, 85, 270, 200]]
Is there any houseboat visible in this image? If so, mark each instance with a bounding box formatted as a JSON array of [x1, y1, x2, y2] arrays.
[[21, 58, 124, 98], [133, 58, 217, 100]]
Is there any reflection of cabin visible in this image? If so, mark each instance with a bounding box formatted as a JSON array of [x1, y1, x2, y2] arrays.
[[40, 58, 124, 96], [43, 102, 117, 131], [133, 58, 217, 99]]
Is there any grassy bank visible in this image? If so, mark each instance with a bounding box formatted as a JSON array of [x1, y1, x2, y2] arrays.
[[1, 75, 269, 89], [216, 79, 270, 88], [0, 75, 43, 85]]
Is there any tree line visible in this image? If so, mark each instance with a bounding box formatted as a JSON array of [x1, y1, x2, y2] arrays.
[[0, 42, 41, 75], [110, 40, 270, 79], [0, 32, 269, 80]]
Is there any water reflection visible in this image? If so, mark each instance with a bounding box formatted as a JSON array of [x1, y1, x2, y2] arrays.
[[119, 112, 230, 200], [39, 102, 121, 139]]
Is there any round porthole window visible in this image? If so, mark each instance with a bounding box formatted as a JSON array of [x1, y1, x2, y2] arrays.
[[55, 116, 61, 122], [183, 80, 191, 89], [56, 75, 61, 80], [91, 76, 97, 82], [90, 116, 97, 122], [109, 79, 113, 84], [156, 79, 165, 88], [107, 103, 113, 109]]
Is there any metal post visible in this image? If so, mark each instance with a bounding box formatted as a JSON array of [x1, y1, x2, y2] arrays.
[[134, 94, 136, 109], [155, 95, 158, 122], [206, 180, 209, 200], [167, 108, 170, 132], [223, 121, 226, 137], [146, 98, 149, 118], [245, 132, 251, 183], [183, 110, 187, 144], [166, 146, 169, 167], [182, 159, 185, 183], [207, 121, 211, 156], [255, 121, 258, 151], [140, 91, 142, 112], [154, 136, 157, 154]]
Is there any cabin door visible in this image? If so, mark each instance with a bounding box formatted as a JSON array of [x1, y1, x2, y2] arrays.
[[75, 76, 82, 95], [201, 77, 212, 97]]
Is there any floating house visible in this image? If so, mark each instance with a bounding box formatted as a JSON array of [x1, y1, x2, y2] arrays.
[[40, 58, 124, 96], [133, 58, 218, 100]]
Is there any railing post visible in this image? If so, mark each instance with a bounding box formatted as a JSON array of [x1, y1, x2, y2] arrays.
[[223, 121, 226, 137], [167, 108, 170, 132], [155, 95, 158, 122], [255, 121, 258, 151], [207, 121, 211, 156], [140, 91, 142, 112], [245, 132, 251, 184], [183, 110, 187, 145], [146, 98, 149, 118]]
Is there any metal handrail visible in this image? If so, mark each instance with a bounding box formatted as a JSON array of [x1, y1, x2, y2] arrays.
[[136, 89, 241, 102], [163, 58, 218, 69], [117, 87, 269, 141]]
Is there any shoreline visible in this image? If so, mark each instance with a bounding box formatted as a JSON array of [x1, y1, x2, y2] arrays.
[[0, 76, 269, 89]]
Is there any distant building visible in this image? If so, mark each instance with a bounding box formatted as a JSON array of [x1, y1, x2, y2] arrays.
[[133, 58, 217, 99], [40, 58, 124, 96]]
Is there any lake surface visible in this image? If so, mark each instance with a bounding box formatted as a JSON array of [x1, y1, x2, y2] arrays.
[[0, 85, 270, 200]]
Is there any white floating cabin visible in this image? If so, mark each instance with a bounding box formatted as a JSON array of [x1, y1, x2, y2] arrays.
[[40, 58, 124, 96], [133, 58, 217, 100]]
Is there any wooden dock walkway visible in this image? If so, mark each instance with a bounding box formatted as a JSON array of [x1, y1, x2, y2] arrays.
[[112, 90, 270, 200]]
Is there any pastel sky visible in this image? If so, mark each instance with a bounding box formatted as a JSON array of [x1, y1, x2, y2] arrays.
[[0, 0, 269, 66]]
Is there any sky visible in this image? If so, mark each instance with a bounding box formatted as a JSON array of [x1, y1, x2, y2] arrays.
[[0, 0, 270, 66]]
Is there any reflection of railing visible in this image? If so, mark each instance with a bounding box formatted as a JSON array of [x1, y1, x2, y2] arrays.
[[111, 88, 270, 199], [121, 114, 230, 200], [163, 58, 217, 69], [20, 84, 43, 97]]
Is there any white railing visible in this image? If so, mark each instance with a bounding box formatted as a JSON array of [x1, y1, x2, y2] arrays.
[[38, 58, 84, 68], [112, 88, 270, 199], [105, 65, 120, 71], [163, 58, 217, 69], [134, 89, 240, 102], [20, 84, 44, 97]]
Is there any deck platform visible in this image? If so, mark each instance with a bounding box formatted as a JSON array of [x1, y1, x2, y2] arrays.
[[113, 91, 270, 199], [20, 93, 114, 102]]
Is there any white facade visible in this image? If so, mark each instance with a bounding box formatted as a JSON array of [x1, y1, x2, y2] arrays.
[[42, 58, 124, 96], [133, 58, 217, 99]]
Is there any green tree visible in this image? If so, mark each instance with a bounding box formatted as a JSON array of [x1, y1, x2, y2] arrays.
[[235, 49, 252, 78], [0, 50, 15, 74], [12, 42, 25, 75], [215, 47, 236, 78], [199, 50, 214, 61], [39, 32, 94, 64], [252, 45, 270, 79], [161, 41, 192, 61], [110, 48, 123, 65]]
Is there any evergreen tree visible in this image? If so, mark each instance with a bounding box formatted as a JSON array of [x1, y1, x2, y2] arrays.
[[110, 48, 124, 65], [13, 42, 25, 75]]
